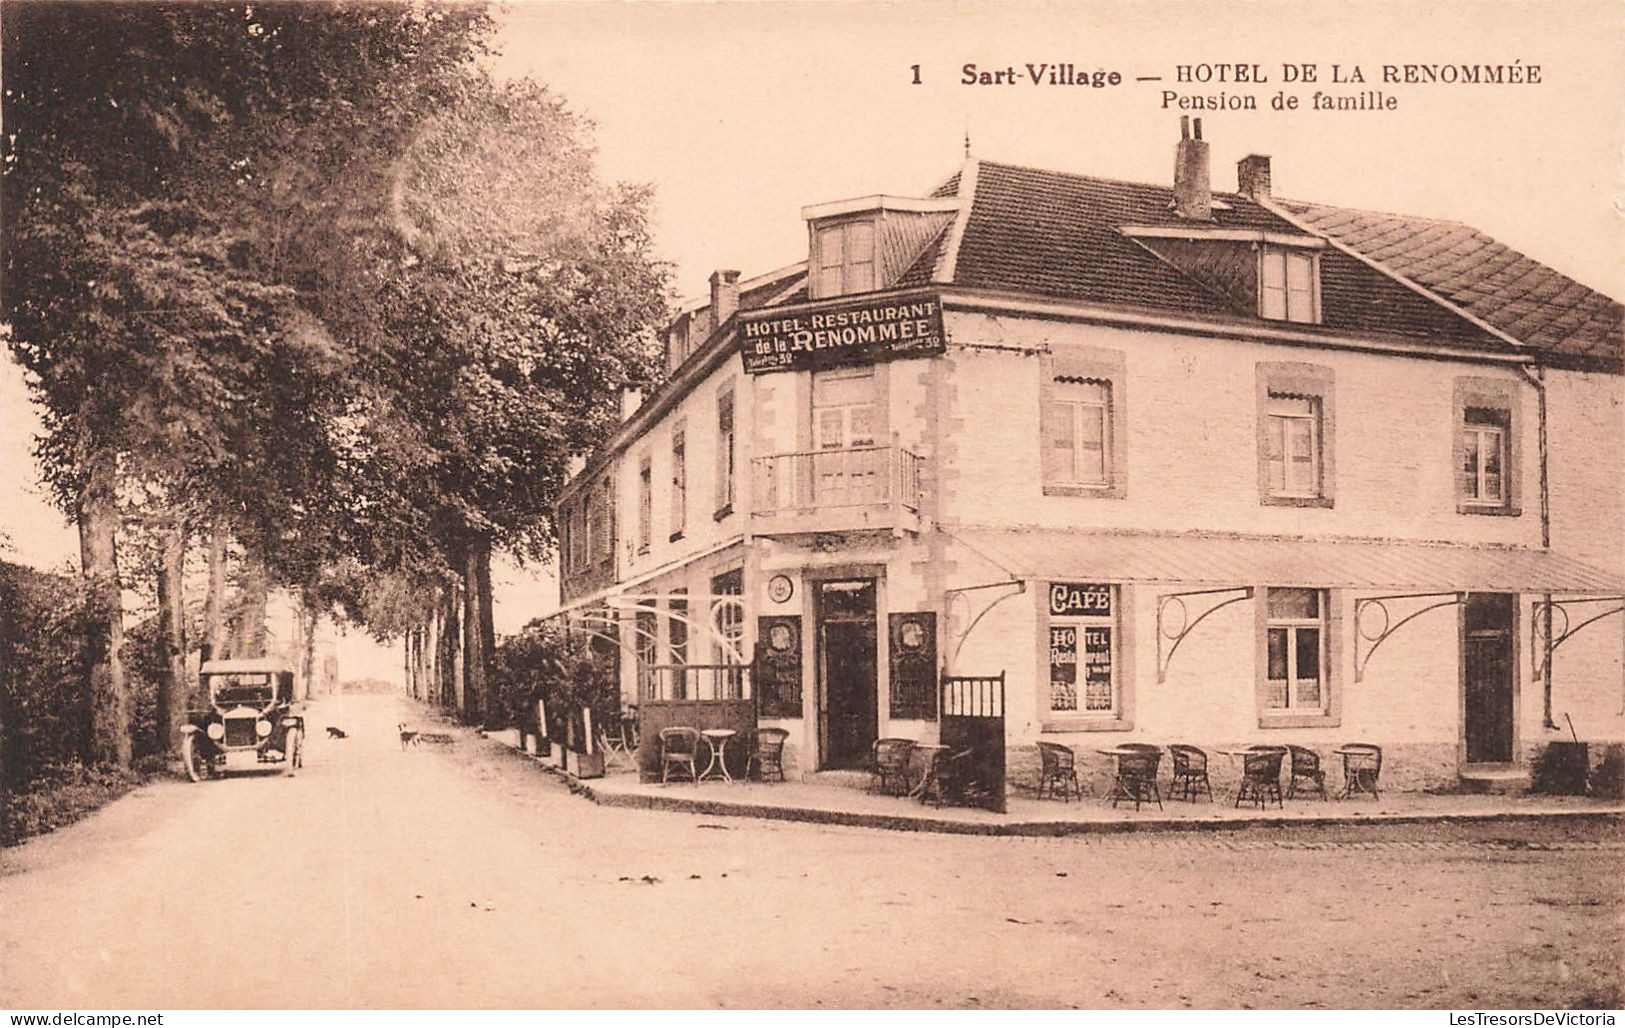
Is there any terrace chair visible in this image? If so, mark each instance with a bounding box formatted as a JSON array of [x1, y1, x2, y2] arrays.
[[1108, 745, 1163, 812], [744, 727, 790, 782], [1235, 748, 1286, 809], [870, 738, 917, 795], [598, 707, 640, 769], [658, 726, 702, 785], [1168, 744, 1213, 802], [1287, 745, 1329, 801], [1036, 741, 1083, 802], [1339, 743, 1383, 800], [930, 748, 980, 807]]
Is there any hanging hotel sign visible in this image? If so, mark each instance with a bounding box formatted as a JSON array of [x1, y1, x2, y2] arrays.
[[739, 289, 945, 374], [1049, 582, 1112, 617]]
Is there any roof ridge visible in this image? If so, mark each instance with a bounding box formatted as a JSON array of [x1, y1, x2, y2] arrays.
[[976, 157, 1258, 204]]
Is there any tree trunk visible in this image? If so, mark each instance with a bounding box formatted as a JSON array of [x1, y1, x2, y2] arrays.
[[297, 587, 320, 702], [239, 548, 269, 659], [202, 517, 228, 664], [403, 628, 415, 698], [461, 543, 487, 726], [422, 620, 435, 701], [154, 520, 188, 755], [445, 582, 463, 714], [476, 544, 496, 677], [78, 448, 130, 767], [426, 603, 443, 706]]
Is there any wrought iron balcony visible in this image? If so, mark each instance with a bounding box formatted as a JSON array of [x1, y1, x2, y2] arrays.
[[751, 445, 924, 535]]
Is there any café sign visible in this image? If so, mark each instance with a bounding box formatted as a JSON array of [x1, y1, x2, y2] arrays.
[[1049, 582, 1112, 617], [739, 289, 945, 374]]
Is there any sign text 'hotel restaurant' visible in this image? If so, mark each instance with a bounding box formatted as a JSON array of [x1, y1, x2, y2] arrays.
[[739, 289, 945, 374]]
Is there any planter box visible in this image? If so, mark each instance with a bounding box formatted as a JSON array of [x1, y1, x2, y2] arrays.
[[567, 749, 606, 779]]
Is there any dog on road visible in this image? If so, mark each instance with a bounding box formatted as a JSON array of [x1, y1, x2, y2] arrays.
[[398, 723, 420, 749], [325, 726, 349, 739]]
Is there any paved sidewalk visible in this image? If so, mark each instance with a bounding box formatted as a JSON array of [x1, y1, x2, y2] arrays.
[[491, 737, 1625, 836]]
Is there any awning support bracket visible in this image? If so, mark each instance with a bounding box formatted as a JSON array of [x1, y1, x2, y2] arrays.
[[1354, 592, 1465, 682], [1531, 596, 1625, 721], [1157, 586, 1253, 683], [945, 579, 1027, 668]]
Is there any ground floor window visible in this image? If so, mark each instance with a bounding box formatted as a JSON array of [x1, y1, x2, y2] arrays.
[[1047, 582, 1118, 716], [1264, 587, 1326, 712], [711, 569, 744, 664]]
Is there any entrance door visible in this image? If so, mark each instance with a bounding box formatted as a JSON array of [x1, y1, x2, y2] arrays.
[[1464, 592, 1515, 764], [816, 579, 878, 769]]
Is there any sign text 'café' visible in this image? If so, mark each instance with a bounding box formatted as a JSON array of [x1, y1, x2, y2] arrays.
[[740, 290, 946, 374]]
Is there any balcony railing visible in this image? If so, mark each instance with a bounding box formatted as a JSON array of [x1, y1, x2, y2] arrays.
[[752, 445, 923, 514]]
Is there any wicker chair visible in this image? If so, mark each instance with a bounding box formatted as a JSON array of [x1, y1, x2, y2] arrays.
[[1036, 741, 1083, 802], [1108, 744, 1163, 811], [1168, 744, 1213, 802], [744, 728, 790, 782], [870, 738, 917, 795], [1235, 748, 1286, 809], [1339, 743, 1383, 799], [1287, 745, 1329, 800], [658, 727, 702, 785]]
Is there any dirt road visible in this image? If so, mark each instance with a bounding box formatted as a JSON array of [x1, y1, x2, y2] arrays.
[[2, 692, 1620, 1009]]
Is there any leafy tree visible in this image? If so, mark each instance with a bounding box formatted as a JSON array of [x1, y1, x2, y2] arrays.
[[370, 76, 668, 720], [3, 3, 497, 760]]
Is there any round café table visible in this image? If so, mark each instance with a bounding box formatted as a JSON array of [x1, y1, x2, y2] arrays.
[[699, 729, 738, 783]]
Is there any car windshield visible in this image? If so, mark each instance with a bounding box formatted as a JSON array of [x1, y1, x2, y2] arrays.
[[210, 674, 274, 705]]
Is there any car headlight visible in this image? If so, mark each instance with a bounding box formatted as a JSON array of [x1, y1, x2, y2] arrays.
[[206, 723, 226, 741], [255, 720, 272, 737]]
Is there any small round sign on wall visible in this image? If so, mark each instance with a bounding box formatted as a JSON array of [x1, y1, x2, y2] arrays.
[[767, 574, 794, 604]]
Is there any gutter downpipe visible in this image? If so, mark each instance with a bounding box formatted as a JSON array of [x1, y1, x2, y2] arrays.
[[1518, 363, 1554, 729]]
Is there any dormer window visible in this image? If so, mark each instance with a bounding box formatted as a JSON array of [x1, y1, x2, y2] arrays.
[[1260, 248, 1319, 324], [813, 219, 875, 298]]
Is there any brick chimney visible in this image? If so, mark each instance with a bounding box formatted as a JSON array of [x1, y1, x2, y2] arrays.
[[1172, 116, 1212, 221], [709, 269, 742, 328], [1237, 154, 1272, 200]]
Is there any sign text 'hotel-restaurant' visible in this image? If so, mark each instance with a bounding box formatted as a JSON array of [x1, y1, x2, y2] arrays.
[[739, 290, 946, 374]]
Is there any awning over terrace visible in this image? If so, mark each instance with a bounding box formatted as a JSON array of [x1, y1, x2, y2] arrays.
[[953, 528, 1625, 594]]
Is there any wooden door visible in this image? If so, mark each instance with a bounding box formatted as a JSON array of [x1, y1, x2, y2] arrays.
[[1464, 592, 1515, 764], [816, 580, 877, 769]]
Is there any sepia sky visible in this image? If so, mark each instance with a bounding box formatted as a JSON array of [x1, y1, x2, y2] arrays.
[[4, 0, 1622, 649]]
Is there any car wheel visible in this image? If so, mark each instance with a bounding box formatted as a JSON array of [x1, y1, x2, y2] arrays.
[[284, 727, 302, 773], [181, 732, 210, 783]]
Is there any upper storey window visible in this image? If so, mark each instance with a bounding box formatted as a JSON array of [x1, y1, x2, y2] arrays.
[[813, 219, 876, 299], [1260, 248, 1318, 324]]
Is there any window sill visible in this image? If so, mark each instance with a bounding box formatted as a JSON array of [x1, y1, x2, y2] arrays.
[[1043, 483, 1125, 500], [1258, 712, 1340, 729], [1261, 494, 1333, 509], [713, 504, 734, 522], [1041, 717, 1133, 733], [1456, 502, 1521, 518]]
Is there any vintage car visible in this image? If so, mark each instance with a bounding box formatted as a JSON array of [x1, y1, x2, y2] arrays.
[[180, 658, 304, 781]]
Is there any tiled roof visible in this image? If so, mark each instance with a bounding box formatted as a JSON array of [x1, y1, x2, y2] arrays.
[[1272, 199, 1622, 364], [895, 226, 947, 288], [948, 162, 1505, 351], [739, 269, 804, 311]]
